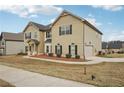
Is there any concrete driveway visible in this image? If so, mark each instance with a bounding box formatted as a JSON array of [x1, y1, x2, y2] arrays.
[[0, 65, 94, 87]]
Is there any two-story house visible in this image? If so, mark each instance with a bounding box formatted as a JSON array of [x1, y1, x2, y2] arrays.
[[51, 10, 102, 58], [23, 10, 103, 58]]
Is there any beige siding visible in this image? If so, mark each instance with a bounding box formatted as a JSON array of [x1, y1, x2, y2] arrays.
[[24, 25, 40, 43], [52, 14, 84, 57], [84, 24, 102, 55], [6, 41, 25, 55], [38, 31, 45, 53], [24, 25, 45, 54]]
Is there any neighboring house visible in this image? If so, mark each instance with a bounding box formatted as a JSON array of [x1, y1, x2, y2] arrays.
[[102, 41, 124, 53], [23, 10, 103, 58], [0, 32, 25, 55]]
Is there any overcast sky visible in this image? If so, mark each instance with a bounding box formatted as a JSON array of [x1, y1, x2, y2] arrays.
[[0, 5, 124, 41]]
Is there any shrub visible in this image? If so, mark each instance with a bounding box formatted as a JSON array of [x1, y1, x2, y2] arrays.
[[17, 52, 27, 55], [48, 53, 53, 57], [98, 51, 102, 55], [75, 55, 80, 59], [112, 51, 115, 54], [66, 54, 71, 58], [0, 53, 2, 56], [102, 52, 105, 55], [107, 52, 111, 54], [56, 54, 61, 57], [117, 51, 124, 54]]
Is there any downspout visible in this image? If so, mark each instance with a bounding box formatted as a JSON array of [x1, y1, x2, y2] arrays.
[[83, 23, 85, 61]]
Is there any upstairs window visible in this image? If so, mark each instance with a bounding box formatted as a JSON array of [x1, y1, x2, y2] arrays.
[[25, 32, 31, 39], [46, 32, 51, 38], [59, 25, 72, 36], [34, 32, 37, 38]]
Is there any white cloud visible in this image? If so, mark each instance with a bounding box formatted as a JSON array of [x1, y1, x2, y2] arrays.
[[28, 14, 38, 18], [50, 18, 56, 23], [88, 13, 94, 17], [85, 17, 102, 27], [0, 5, 63, 18], [92, 5, 123, 11], [107, 31, 124, 41]]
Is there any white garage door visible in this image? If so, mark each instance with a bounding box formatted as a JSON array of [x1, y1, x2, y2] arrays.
[[85, 46, 93, 58]]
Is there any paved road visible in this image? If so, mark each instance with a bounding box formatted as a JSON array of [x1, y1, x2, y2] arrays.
[[0, 65, 94, 87]]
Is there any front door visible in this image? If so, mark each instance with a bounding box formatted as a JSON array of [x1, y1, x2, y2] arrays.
[[57, 45, 61, 55], [55, 44, 62, 56], [71, 45, 75, 57]]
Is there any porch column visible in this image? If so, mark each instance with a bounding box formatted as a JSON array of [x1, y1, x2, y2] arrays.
[[28, 45, 31, 56], [33, 44, 37, 55]]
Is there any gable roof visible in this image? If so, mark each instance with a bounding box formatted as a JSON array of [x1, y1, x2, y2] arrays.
[[51, 10, 103, 35], [23, 21, 51, 32], [45, 39, 52, 43], [0, 32, 24, 41]]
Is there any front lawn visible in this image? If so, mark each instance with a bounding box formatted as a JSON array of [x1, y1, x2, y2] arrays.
[[0, 55, 124, 87], [98, 53, 124, 58], [0, 79, 14, 87]]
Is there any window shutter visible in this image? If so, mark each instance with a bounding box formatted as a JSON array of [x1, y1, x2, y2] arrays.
[[69, 45, 71, 54], [75, 45, 77, 55], [60, 45, 62, 54], [30, 32, 31, 38], [55, 45, 57, 54], [70, 25, 72, 34], [59, 27, 61, 36]]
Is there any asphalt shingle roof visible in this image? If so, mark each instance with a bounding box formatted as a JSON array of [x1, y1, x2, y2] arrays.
[[30, 22, 51, 31], [45, 39, 52, 43], [0, 32, 24, 41]]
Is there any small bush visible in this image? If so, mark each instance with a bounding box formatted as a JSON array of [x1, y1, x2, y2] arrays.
[[98, 51, 102, 55], [102, 52, 105, 55], [75, 55, 80, 59], [56, 54, 61, 57], [0, 53, 2, 56], [66, 54, 71, 58], [107, 52, 111, 54], [48, 53, 53, 57], [117, 51, 124, 54], [17, 52, 27, 55], [112, 51, 115, 54]]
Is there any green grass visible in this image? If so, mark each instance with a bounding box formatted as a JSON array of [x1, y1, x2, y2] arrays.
[[98, 53, 124, 58]]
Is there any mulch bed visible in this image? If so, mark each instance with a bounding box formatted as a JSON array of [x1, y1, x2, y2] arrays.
[[31, 54, 84, 62]]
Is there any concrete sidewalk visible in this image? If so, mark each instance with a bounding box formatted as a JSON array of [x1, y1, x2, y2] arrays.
[[24, 56, 102, 65], [24, 56, 124, 65], [0, 65, 94, 87]]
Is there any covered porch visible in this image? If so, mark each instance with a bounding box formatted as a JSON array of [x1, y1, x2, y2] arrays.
[[26, 39, 39, 56], [0, 46, 4, 55]]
